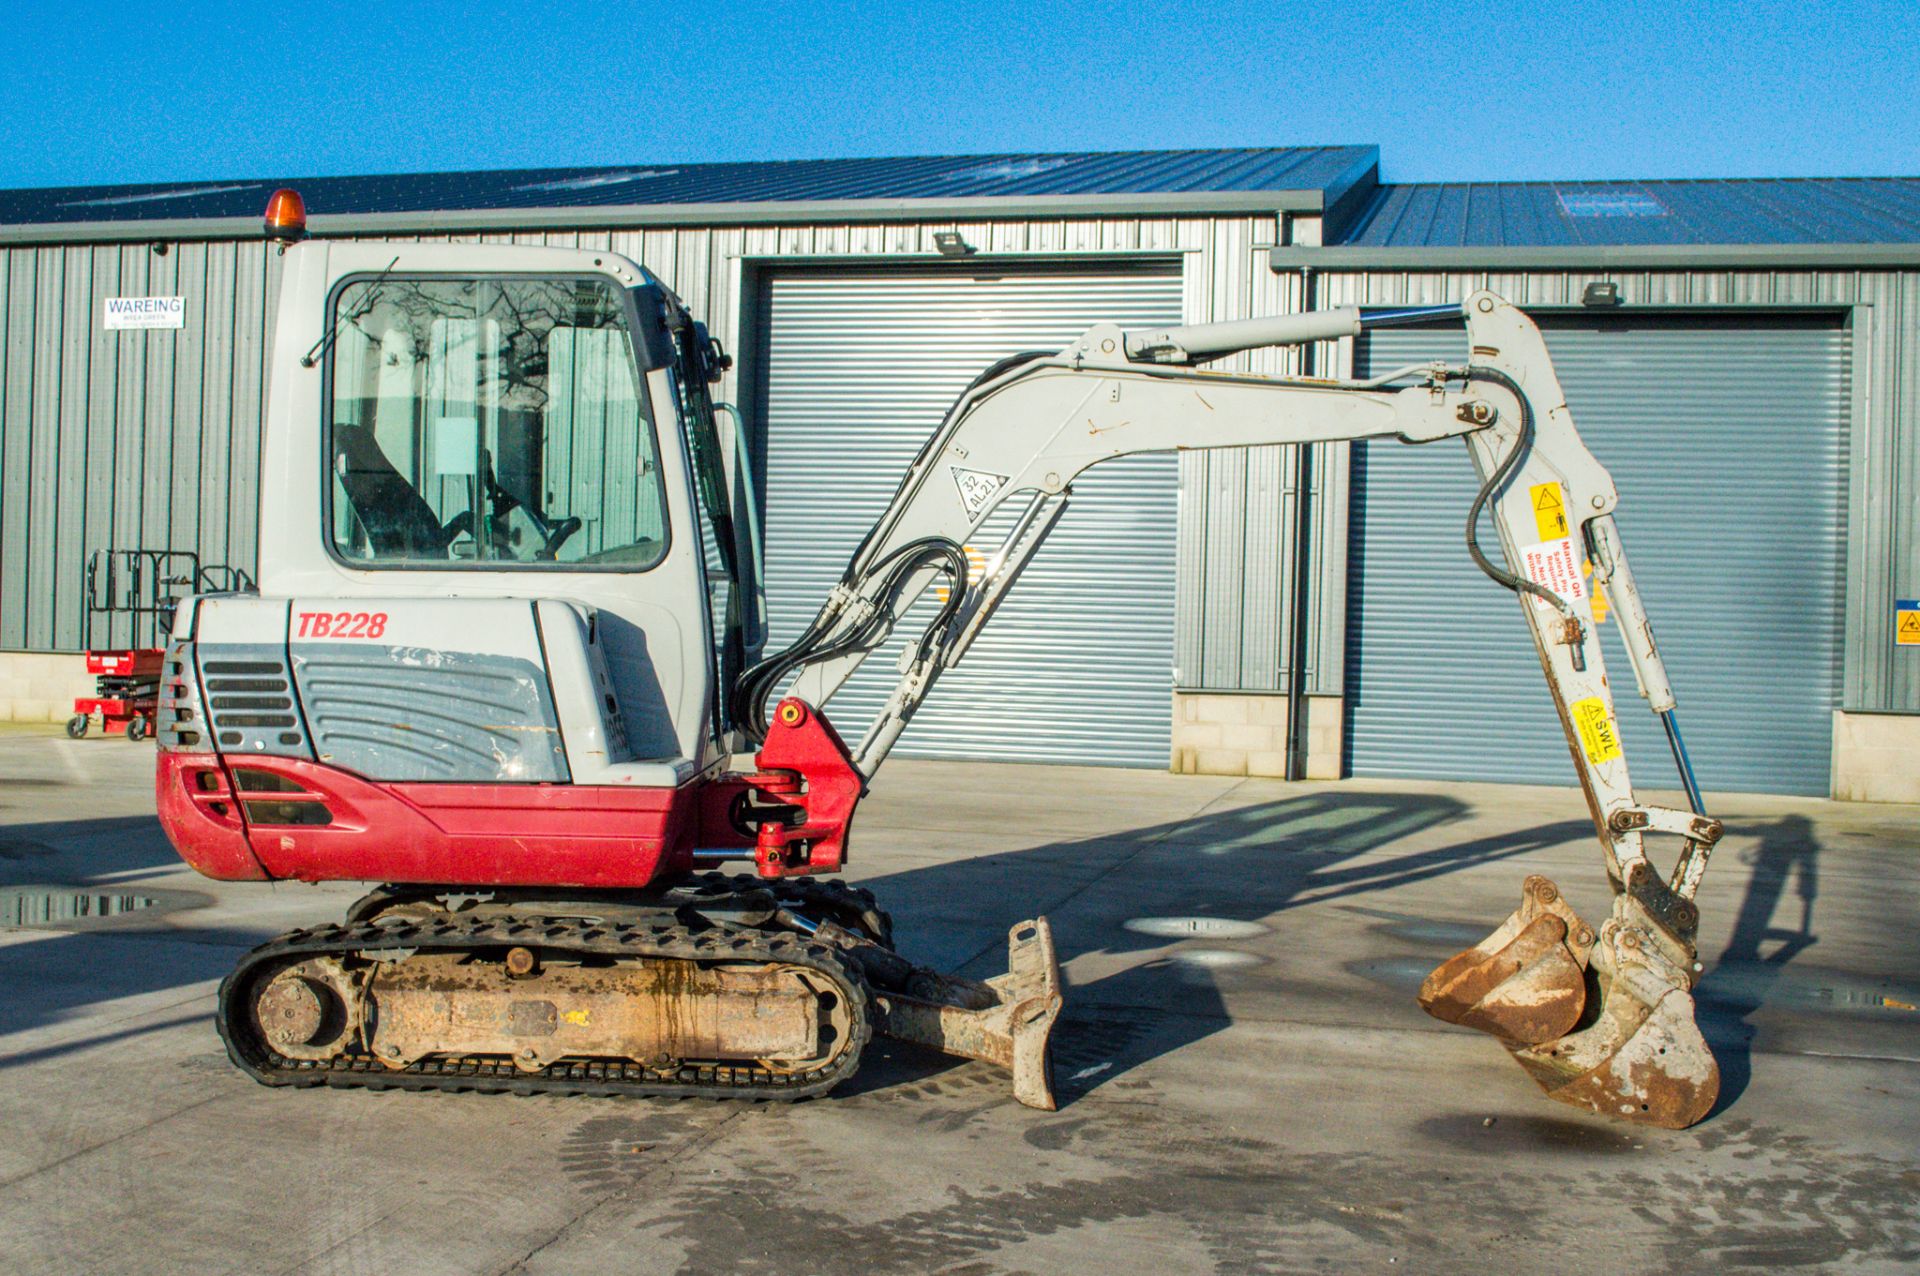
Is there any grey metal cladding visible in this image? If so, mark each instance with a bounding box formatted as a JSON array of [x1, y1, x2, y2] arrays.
[[1308, 267, 1917, 717], [197, 641, 312, 758], [757, 263, 1183, 767], [293, 645, 569, 783], [0, 238, 270, 651]]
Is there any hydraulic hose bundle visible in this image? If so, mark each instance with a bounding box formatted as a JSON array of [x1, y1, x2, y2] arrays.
[[732, 349, 1054, 744], [732, 537, 968, 743], [1460, 366, 1573, 617]]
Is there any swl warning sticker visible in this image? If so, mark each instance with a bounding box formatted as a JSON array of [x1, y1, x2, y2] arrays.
[[1571, 696, 1623, 765], [1898, 599, 1920, 647], [951, 467, 1008, 520], [1520, 536, 1587, 605], [1529, 482, 1570, 541]]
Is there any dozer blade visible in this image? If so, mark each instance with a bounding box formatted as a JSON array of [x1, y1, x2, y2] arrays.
[[1422, 864, 1719, 1129], [870, 917, 1064, 1110], [1418, 875, 1594, 1045]]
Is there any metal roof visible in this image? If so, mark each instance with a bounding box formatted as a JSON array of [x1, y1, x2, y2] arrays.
[[1334, 177, 1920, 248], [0, 147, 1380, 243], [10, 148, 1918, 266]]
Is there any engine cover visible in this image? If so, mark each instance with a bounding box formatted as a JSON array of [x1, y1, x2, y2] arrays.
[[186, 595, 602, 784]]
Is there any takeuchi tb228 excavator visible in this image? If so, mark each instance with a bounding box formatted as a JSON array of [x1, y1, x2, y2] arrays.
[[154, 191, 1726, 1128]]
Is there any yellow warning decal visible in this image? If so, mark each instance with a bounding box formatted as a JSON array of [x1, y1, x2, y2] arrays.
[[1584, 559, 1609, 624], [1530, 482, 1570, 541], [1898, 600, 1920, 646], [1571, 696, 1623, 765]]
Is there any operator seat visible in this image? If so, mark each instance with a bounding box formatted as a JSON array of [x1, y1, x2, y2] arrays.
[[333, 424, 472, 558]]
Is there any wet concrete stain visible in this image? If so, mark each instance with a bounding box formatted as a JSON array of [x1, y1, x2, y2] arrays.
[[558, 1070, 1920, 1274], [1348, 953, 1920, 1020], [1336, 904, 1493, 950], [1416, 1113, 1643, 1156], [558, 1110, 713, 1192]]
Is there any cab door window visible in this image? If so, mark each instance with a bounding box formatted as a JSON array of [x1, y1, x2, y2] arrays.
[[326, 276, 670, 569]]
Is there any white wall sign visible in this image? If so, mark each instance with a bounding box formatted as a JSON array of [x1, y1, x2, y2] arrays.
[[102, 296, 185, 330]]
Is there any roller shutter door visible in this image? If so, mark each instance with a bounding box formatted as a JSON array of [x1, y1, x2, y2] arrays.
[[758, 264, 1183, 766], [1349, 316, 1847, 796]]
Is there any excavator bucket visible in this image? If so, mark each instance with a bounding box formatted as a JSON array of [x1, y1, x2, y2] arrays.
[[1420, 866, 1719, 1129], [870, 917, 1065, 1110], [1419, 875, 1595, 1044]]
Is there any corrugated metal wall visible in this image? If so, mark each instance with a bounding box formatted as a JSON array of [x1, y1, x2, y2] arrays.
[[4, 213, 1351, 705], [1350, 318, 1850, 795], [756, 263, 1183, 766], [3, 216, 1913, 734], [0, 241, 278, 649], [1310, 269, 1918, 717]]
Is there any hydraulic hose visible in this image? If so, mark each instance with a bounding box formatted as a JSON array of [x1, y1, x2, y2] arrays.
[[1461, 366, 1573, 617], [733, 537, 968, 743], [732, 350, 1047, 742]]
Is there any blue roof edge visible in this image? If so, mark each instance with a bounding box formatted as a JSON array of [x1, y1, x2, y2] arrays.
[[0, 147, 1379, 243]]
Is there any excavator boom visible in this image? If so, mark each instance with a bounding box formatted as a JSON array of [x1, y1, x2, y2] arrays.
[[739, 289, 1724, 1125]]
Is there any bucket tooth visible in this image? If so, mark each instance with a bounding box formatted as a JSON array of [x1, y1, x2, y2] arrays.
[[1419, 875, 1594, 1045], [871, 917, 1064, 1110]]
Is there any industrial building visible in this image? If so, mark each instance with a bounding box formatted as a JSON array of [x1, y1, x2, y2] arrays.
[[0, 146, 1913, 800]]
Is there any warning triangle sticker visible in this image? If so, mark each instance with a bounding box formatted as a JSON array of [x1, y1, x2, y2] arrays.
[[951, 467, 1009, 520], [1529, 482, 1570, 540]]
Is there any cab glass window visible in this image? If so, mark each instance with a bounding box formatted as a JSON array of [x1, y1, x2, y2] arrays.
[[326, 276, 668, 569]]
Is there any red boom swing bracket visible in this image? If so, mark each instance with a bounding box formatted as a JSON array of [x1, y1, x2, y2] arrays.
[[707, 697, 864, 879]]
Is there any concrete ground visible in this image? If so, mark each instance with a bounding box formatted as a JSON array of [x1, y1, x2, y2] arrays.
[[1, 729, 1916, 1275]]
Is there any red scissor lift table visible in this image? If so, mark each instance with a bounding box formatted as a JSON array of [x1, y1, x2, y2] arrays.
[[67, 648, 165, 741]]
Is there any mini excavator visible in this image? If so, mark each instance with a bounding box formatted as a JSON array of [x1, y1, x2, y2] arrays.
[[154, 191, 1724, 1127]]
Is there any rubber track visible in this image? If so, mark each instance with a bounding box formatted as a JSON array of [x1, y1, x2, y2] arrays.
[[217, 912, 872, 1101], [342, 873, 894, 948]]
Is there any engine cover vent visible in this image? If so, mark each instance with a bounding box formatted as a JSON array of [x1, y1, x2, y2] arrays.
[[197, 647, 312, 756]]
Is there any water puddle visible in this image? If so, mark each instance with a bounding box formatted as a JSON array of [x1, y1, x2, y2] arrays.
[[0, 885, 197, 929], [1123, 916, 1269, 940], [1160, 947, 1267, 986], [1701, 964, 1920, 1015]]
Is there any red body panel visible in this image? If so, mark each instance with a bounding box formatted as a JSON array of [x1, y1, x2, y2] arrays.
[[155, 752, 269, 880], [156, 697, 865, 889]]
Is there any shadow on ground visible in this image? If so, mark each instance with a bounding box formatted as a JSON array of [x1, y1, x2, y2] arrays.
[[856, 790, 1590, 1103], [1697, 814, 1822, 1113], [0, 813, 270, 1059], [0, 793, 1880, 1120]]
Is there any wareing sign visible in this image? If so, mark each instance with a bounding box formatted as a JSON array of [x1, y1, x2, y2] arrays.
[[102, 295, 185, 330]]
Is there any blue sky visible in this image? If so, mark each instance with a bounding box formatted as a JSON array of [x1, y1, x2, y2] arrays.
[[1, 0, 1913, 190]]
